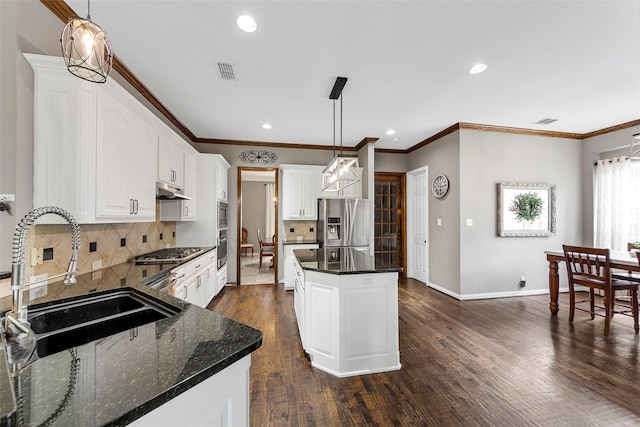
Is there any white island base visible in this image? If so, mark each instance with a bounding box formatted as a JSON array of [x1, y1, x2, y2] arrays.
[[302, 269, 401, 378]]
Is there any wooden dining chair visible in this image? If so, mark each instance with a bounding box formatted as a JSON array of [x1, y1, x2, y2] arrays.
[[257, 228, 275, 268], [563, 245, 639, 335], [240, 227, 254, 257]]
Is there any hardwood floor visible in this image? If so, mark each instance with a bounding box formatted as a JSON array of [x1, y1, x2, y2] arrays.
[[208, 279, 640, 426]]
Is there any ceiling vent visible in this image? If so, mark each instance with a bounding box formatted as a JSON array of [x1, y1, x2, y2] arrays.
[[532, 117, 558, 125], [216, 62, 237, 80]]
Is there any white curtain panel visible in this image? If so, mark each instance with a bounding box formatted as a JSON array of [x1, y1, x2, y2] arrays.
[[594, 157, 634, 250], [265, 183, 275, 239]]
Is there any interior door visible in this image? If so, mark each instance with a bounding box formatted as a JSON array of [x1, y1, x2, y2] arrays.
[[374, 173, 406, 275], [408, 168, 428, 282]]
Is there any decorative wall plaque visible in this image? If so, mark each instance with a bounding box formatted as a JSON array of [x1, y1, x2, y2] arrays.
[[239, 150, 278, 164]]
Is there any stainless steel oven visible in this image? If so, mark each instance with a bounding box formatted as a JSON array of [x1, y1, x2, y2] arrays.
[[217, 202, 228, 229], [217, 228, 227, 270]]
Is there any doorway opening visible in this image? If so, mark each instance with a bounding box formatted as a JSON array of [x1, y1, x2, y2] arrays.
[[374, 172, 406, 276], [237, 167, 278, 285]]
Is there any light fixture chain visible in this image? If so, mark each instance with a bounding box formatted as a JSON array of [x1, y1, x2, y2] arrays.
[[86, 0, 91, 20]]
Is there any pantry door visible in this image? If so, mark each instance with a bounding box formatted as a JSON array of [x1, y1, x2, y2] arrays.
[[374, 173, 406, 276]]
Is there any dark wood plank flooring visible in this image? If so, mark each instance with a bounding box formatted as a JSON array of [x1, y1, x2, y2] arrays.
[[208, 279, 640, 426]]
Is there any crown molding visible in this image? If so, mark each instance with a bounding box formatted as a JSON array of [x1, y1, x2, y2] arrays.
[[39, 1, 640, 155]]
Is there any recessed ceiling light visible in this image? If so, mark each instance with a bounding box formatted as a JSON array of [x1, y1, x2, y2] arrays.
[[386, 129, 396, 135], [237, 15, 257, 33], [262, 123, 272, 129], [468, 63, 487, 74]]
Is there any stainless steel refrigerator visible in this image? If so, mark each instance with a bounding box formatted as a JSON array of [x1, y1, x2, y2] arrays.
[[317, 198, 371, 249]]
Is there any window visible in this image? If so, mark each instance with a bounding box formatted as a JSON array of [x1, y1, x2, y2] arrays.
[[594, 158, 640, 250]]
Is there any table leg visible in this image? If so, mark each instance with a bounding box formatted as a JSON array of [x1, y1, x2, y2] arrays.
[[549, 260, 559, 315]]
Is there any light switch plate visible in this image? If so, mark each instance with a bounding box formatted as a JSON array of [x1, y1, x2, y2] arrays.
[[437, 218, 442, 226], [465, 218, 473, 226]]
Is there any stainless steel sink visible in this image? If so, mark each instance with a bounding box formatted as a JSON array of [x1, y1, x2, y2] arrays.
[[26, 288, 181, 358]]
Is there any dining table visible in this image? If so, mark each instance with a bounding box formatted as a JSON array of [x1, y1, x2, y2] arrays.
[[544, 249, 640, 315]]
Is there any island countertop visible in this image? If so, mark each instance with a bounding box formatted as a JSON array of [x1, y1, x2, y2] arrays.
[[294, 247, 402, 275], [0, 261, 262, 427]]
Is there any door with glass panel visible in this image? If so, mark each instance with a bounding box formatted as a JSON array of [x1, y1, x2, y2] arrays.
[[374, 173, 406, 275]]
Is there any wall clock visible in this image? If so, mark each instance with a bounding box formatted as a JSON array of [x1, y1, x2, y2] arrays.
[[432, 174, 449, 198]]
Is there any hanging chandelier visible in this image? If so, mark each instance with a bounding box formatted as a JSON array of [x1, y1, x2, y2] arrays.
[[60, 0, 113, 83], [322, 77, 360, 192]]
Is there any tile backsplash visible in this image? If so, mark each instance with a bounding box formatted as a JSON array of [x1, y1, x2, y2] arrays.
[[24, 204, 176, 280], [282, 220, 316, 241]]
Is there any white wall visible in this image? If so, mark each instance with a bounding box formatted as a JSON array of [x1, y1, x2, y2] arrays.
[[459, 130, 582, 297], [374, 152, 407, 172], [407, 131, 461, 294]]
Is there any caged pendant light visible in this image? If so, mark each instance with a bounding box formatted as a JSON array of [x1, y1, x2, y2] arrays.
[[322, 77, 360, 192], [60, 0, 113, 83]]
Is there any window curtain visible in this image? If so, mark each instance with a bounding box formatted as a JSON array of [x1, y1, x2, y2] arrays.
[[265, 183, 275, 240], [594, 157, 634, 250]]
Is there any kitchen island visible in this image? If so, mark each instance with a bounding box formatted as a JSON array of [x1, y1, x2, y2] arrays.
[[293, 248, 402, 378], [0, 262, 262, 426]]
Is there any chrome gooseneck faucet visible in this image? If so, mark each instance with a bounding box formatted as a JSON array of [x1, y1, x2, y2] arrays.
[[4, 206, 80, 344]]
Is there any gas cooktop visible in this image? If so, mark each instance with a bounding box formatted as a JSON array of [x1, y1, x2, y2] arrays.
[[132, 247, 204, 264]]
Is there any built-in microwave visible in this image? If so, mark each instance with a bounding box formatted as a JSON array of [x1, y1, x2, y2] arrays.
[[217, 202, 228, 229]]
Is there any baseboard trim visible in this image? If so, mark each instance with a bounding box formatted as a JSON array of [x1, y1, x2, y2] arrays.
[[426, 281, 570, 301]]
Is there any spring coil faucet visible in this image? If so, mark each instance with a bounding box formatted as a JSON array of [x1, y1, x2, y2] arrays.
[[4, 206, 80, 345]]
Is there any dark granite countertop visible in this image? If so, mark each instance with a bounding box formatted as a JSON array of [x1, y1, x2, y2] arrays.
[[294, 248, 403, 275], [282, 240, 319, 245], [0, 256, 261, 427]]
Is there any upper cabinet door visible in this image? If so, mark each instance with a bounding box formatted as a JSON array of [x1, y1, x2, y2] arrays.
[[128, 115, 157, 221], [281, 167, 322, 220], [95, 88, 156, 222], [158, 132, 185, 189], [216, 159, 228, 202], [95, 89, 134, 219]]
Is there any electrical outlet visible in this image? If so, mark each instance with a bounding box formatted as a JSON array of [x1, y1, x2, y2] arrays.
[[92, 260, 102, 271], [29, 274, 48, 300], [30, 248, 43, 266], [519, 276, 526, 287]]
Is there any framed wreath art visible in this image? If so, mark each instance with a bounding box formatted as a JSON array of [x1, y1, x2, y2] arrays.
[[497, 182, 556, 237]]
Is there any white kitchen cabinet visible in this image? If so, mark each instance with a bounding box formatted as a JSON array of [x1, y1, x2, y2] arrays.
[[216, 157, 229, 202], [26, 53, 157, 224], [175, 154, 229, 247], [217, 264, 227, 294], [204, 260, 218, 303], [171, 250, 218, 307], [95, 85, 156, 222], [284, 244, 318, 290], [158, 130, 185, 189], [129, 354, 251, 427], [281, 165, 323, 220], [299, 269, 400, 378], [159, 150, 197, 221], [292, 258, 306, 349], [185, 272, 206, 307]]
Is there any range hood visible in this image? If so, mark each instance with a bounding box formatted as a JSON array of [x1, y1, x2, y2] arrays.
[[156, 181, 192, 200]]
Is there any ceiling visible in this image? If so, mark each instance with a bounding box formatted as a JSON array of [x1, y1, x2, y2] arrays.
[[63, 0, 640, 151]]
